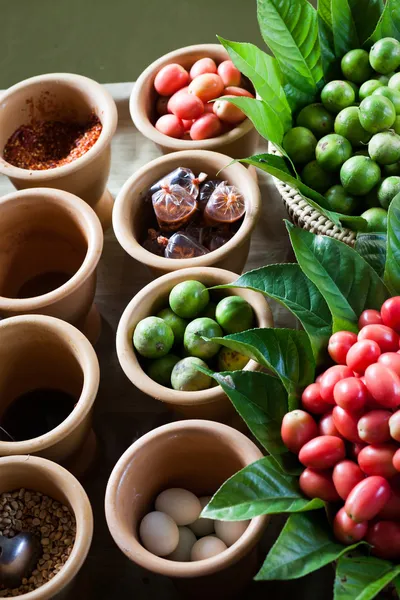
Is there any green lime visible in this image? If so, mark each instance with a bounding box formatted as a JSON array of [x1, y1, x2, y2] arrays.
[[359, 79, 384, 100], [389, 73, 400, 93], [360, 207, 388, 232], [370, 38, 400, 75], [315, 134, 352, 172], [364, 184, 381, 208], [215, 296, 255, 334], [368, 131, 400, 165], [324, 185, 359, 214], [147, 354, 180, 386], [296, 103, 335, 138], [373, 73, 392, 85], [169, 280, 209, 319], [183, 317, 222, 360], [340, 156, 381, 195], [321, 80, 356, 114], [156, 307, 188, 345], [282, 126, 317, 165], [217, 347, 249, 372], [133, 316, 174, 359], [301, 160, 336, 193], [345, 81, 359, 97], [359, 95, 396, 133], [373, 86, 400, 114], [393, 116, 400, 135], [377, 176, 400, 209], [341, 49, 373, 84], [334, 107, 371, 146], [170, 357, 212, 391], [384, 162, 400, 176], [201, 301, 217, 320]]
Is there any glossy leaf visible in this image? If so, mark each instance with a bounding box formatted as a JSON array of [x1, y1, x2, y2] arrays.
[[384, 192, 400, 296], [395, 576, 400, 596], [256, 511, 363, 581], [332, 0, 360, 56], [202, 456, 323, 521], [318, 0, 332, 27], [222, 98, 285, 148], [287, 221, 390, 333], [318, 12, 342, 81], [334, 554, 400, 600], [355, 233, 386, 278], [348, 0, 384, 45], [366, 0, 400, 45]]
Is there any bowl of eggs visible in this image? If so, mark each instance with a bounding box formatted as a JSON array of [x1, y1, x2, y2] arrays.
[[105, 419, 268, 599], [129, 43, 259, 158]]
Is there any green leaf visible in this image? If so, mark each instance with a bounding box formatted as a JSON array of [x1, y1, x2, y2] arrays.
[[257, 0, 323, 111], [366, 0, 400, 45], [217, 37, 292, 132], [355, 233, 387, 278], [222, 98, 285, 148], [256, 511, 363, 581], [287, 222, 390, 332], [348, 0, 384, 45], [334, 554, 400, 600], [202, 456, 323, 521], [384, 192, 400, 296], [215, 263, 332, 362], [318, 12, 342, 81], [332, 0, 360, 56], [209, 328, 315, 409], [395, 575, 400, 597], [318, 0, 332, 27]]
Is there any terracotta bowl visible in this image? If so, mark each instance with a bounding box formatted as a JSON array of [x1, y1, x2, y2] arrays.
[[0, 455, 93, 600], [116, 266, 272, 421], [113, 150, 261, 277], [105, 420, 268, 599], [0, 187, 103, 342], [0, 73, 118, 229], [0, 315, 99, 475], [129, 43, 259, 157]]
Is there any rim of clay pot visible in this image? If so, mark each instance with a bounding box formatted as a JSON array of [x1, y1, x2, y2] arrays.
[[112, 150, 261, 271], [0, 72, 118, 180], [0, 455, 93, 600], [116, 266, 272, 407], [105, 419, 267, 578], [0, 314, 99, 455], [130, 43, 254, 151], [0, 188, 103, 313]]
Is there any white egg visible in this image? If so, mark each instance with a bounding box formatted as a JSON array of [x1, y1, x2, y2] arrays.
[[155, 488, 201, 526], [166, 526, 197, 561], [190, 535, 227, 561], [214, 520, 250, 547], [189, 496, 214, 537], [139, 511, 179, 556]]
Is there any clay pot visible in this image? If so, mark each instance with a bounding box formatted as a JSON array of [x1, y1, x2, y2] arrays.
[[116, 266, 272, 421], [130, 43, 258, 158], [0, 73, 118, 229], [0, 455, 93, 599], [113, 150, 261, 277], [0, 187, 103, 342], [0, 315, 99, 474], [105, 420, 268, 599]]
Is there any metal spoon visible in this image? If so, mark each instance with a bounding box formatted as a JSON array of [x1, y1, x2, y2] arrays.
[[0, 532, 42, 588]]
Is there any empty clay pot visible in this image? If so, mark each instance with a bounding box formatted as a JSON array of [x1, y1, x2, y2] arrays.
[[116, 266, 272, 421], [105, 420, 268, 599], [113, 150, 261, 277], [0, 315, 99, 473], [0, 73, 118, 229], [0, 187, 103, 342], [130, 43, 258, 158], [0, 454, 93, 599]]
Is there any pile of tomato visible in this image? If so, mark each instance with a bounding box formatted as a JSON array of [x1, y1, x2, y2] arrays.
[[281, 296, 400, 559]]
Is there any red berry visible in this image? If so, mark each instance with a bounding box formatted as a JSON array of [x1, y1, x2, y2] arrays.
[[358, 324, 399, 353], [328, 331, 357, 364], [301, 382, 331, 414], [334, 508, 367, 544], [358, 309, 382, 329], [281, 410, 318, 454], [299, 468, 340, 502], [381, 296, 400, 334], [346, 339, 381, 374], [320, 365, 354, 403], [333, 377, 367, 413]]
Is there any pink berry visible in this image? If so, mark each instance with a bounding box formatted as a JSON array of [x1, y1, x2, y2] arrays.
[[203, 102, 215, 113], [154, 64, 189, 96], [217, 60, 241, 87], [190, 58, 217, 79], [182, 119, 193, 132], [224, 86, 254, 98], [168, 91, 204, 120], [213, 96, 246, 125], [155, 114, 184, 138], [190, 114, 223, 140], [188, 74, 224, 103]]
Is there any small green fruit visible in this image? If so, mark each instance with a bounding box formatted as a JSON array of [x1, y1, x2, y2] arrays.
[[133, 316, 174, 359], [360, 207, 388, 232], [170, 357, 212, 391], [373, 86, 400, 114], [334, 106, 371, 147], [316, 134, 352, 172], [340, 156, 381, 195], [384, 162, 400, 176], [296, 103, 335, 137], [359, 79, 384, 100], [156, 308, 188, 345], [218, 347, 249, 372], [169, 280, 209, 319], [359, 95, 396, 133], [389, 72, 400, 93], [147, 354, 180, 386], [377, 176, 400, 209], [369, 37, 400, 75], [301, 160, 335, 194], [324, 185, 359, 215], [183, 317, 222, 360], [282, 127, 317, 165], [368, 131, 400, 165], [341, 49, 373, 84], [215, 296, 254, 334], [321, 80, 355, 114]]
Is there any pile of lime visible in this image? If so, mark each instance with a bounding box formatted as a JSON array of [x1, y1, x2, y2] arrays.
[[133, 280, 255, 391], [282, 37, 400, 231]]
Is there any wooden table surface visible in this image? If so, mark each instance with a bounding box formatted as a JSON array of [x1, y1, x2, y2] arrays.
[[0, 83, 334, 599]]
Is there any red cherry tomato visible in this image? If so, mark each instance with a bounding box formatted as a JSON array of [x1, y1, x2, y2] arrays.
[[393, 447, 400, 471], [358, 309, 383, 329], [381, 296, 400, 334], [333, 508, 368, 544], [344, 476, 391, 522], [328, 331, 357, 365], [366, 521, 400, 559], [320, 365, 354, 403], [301, 382, 331, 414], [357, 410, 391, 444], [358, 443, 398, 478], [346, 340, 381, 374], [389, 411, 400, 442], [281, 410, 318, 454], [349, 442, 367, 460], [332, 460, 365, 500], [364, 363, 400, 408], [332, 406, 362, 442], [298, 435, 346, 469], [378, 352, 400, 377], [333, 377, 368, 413], [319, 412, 343, 437], [358, 324, 399, 353], [299, 468, 341, 502]]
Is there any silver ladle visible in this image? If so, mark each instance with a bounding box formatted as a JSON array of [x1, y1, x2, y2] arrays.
[[0, 532, 42, 588]]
